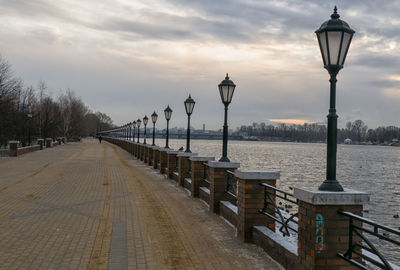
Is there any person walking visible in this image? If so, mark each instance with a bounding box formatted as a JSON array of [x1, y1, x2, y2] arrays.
[[98, 135, 102, 144]]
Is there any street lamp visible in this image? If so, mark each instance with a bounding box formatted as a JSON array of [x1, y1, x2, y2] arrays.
[[218, 73, 236, 162], [316, 6, 354, 191], [143, 115, 149, 144], [27, 111, 33, 146], [151, 111, 158, 146], [164, 105, 172, 149], [132, 121, 136, 142], [184, 94, 195, 153], [129, 122, 132, 141], [136, 119, 141, 143]]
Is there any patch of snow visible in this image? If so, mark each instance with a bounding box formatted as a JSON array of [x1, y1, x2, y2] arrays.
[[220, 200, 238, 214], [199, 187, 210, 194], [362, 249, 400, 270], [184, 178, 192, 184], [220, 216, 236, 229], [254, 226, 298, 256]]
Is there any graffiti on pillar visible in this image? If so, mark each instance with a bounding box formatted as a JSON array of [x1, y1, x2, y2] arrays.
[[315, 213, 325, 253]]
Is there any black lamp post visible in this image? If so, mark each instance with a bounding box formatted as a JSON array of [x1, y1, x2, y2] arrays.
[[184, 95, 195, 153], [143, 115, 148, 144], [136, 119, 141, 143], [132, 121, 136, 142], [164, 105, 172, 148], [316, 6, 354, 192], [129, 122, 132, 141], [151, 111, 158, 146], [27, 111, 33, 146], [218, 74, 236, 162]]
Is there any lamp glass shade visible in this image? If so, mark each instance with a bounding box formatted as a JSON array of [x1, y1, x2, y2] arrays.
[[218, 74, 236, 104], [132, 121, 136, 127], [164, 105, 172, 120], [315, 7, 354, 67], [136, 119, 141, 127], [143, 115, 149, 125], [184, 95, 195, 115], [151, 111, 158, 123]]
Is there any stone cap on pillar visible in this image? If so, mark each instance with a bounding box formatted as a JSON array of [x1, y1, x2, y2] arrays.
[[8, 140, 20, 144], [152, 146, 160, 150], [294, 187, 370, 205], [234, 170, 280, 180], [167, 150, 180, 154], [207, 160, 240, 168], [37, 139, 44, 142], [177, 152, 198, 157], [159, 147, 171, 152], [189, 156, 215, 162], [45, 138, 52, 141]]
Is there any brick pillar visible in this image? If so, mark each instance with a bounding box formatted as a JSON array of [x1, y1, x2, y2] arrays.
[[142, 145, 147, 162], [133, 142, 137, 157], [177, 153, 197, 186], [45, 138, 52, 148], [8, 141, 19, 156], [159, 148, 169, 174], [166, 150, 180, 179], [236, 170, 280, 242], [207, 161, 240, 214], [153, 147, 160, 169], [62, 137, 66, 144], [294, 188, 369, 270], [37, 139, 44, 150], [190, 157, 214, 197], [148, 146, 154, 165]]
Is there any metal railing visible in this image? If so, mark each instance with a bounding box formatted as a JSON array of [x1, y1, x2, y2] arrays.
[[174, 155, 179, 172], [225, 170, 238, 199], [202, 163, 210, 187], [337, 211, 400, 270], [259, 183, 298, 237]]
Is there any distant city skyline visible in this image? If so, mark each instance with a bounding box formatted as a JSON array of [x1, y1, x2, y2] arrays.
[[1, 0, 399, 130]]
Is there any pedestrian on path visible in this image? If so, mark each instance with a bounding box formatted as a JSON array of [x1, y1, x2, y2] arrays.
[[98, 135, 102, 144]]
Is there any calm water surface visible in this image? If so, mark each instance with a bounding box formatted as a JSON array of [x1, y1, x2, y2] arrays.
[[166, 139, 400, 263]]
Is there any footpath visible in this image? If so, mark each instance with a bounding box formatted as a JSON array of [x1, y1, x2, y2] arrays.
[[0, 139, 281, 270]]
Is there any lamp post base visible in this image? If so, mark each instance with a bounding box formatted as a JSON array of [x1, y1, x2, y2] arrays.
[[218, 156, 230, 162], [318, 179, 344, 192]]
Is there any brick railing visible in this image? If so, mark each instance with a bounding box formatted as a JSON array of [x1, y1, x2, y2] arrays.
[[103, 136, 372, 270]]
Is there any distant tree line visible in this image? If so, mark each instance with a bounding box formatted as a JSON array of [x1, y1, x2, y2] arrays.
[[236, 120, 400, 144], [0, 55, 113, 147]]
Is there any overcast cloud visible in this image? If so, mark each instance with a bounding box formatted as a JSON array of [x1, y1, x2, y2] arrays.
[[0, 0, 399, 130]]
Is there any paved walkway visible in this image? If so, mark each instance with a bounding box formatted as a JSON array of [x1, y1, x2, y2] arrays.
[[0, 139, 281, 270]]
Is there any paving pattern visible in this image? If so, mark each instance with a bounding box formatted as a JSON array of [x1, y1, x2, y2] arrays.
[[0, 139, 281, 270]]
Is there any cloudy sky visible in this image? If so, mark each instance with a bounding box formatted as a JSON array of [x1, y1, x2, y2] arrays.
[[1, 0, 399, 130]]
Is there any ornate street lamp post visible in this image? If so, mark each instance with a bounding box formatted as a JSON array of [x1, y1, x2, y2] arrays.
[[143, 115, 149, 144], [164, 105, 172, 149], [136, 119, 141, 143], [184, 95, 195, 153], [218, 74, 236, 162], [129, 122, 132, 141], [27, 111, 33, 146], [132, 121, 136, 142], [151, 111, 158, 146], [316, 6, 354, 191]]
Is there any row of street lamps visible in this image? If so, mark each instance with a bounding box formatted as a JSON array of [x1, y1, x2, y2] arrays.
[[103, 7, 354, 192], [115, 72, 234, 162]]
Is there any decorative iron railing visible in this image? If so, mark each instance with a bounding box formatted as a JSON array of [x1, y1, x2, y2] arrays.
[[202, 163, 210, 187], [259, 183, 298, 237], [225, 170, 238, 199], [337, 211, 400, 270]]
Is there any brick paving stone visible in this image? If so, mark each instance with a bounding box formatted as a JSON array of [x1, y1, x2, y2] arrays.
[[0, 139, 281, 270]]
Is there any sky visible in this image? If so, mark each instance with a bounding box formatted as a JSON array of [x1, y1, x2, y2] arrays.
[[0, 0, 399, 130]]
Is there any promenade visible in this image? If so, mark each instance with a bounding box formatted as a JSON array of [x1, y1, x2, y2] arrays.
[[0, 139, 280, 270]]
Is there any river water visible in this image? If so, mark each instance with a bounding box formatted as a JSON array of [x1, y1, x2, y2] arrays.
[[165, 139, 400, 264]]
